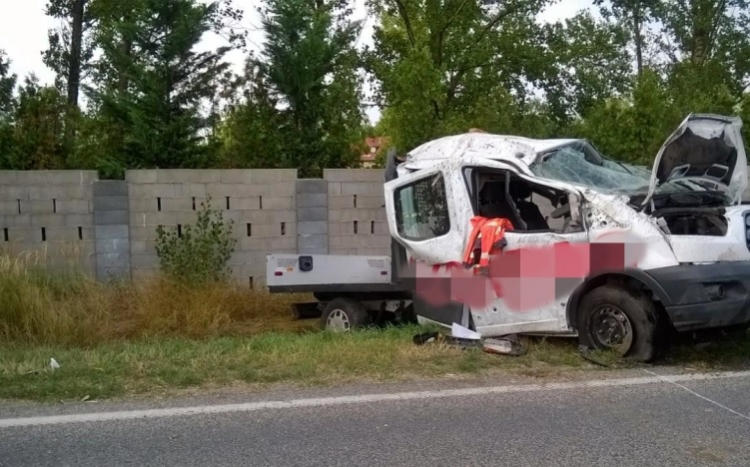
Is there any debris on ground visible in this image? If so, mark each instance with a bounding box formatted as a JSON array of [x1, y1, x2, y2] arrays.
[[412, 324, 526, 356]]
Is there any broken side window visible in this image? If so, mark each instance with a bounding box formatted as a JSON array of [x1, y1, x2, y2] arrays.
[[395, 173, 451, 240]]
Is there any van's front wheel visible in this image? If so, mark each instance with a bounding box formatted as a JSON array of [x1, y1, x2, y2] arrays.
[[577, 285, 661, 362]]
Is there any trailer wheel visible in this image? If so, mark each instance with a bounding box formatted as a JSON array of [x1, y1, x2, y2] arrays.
[[577, 285, 661, 362], [321, 298, 371, 332]]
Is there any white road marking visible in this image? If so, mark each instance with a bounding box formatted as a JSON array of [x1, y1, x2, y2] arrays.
[[642, 369, 750, 421], [2, 370, 750, 429]]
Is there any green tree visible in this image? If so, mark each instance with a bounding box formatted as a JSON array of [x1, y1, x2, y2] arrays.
[[6, 75, 69, 170], [0, 51, 17, 166], [365, 0, 556, 150], [253, 0, 366, 177], [87, 0, 239, 174]]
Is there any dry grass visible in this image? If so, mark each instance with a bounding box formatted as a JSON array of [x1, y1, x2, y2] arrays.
[[0, 248, 315, 347], [1, 248, 749, 403]]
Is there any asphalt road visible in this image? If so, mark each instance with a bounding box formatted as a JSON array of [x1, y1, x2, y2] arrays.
[[2, 368, 750, 467]]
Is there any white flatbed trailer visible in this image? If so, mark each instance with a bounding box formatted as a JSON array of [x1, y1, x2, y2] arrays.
[[266, 253, 415, 330]]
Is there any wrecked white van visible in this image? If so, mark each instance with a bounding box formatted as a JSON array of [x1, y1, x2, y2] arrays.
[[383, 113, 750, 361]]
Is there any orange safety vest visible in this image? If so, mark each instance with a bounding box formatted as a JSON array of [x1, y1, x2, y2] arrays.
[[462, 216, 514, 268]]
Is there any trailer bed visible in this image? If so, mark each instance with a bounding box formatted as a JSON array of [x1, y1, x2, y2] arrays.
[[266, 254, 406, 294]]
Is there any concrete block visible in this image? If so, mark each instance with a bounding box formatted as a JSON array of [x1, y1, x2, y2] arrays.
[[0, 186, 30, 200], [375, 208, 388, 221], [241, 210, 273, 223], [25, 200, 53, 215], [94, 180, 128, 197], [128, 226, 159, 241], [161, 197, 194, 212], [174, 211, 204, 225], [128, 198, 160, 213], [239, 237, 273, 251], [96, 238, 131, 254], [125, 170, 158, 184], [298, 207, 326, 222], [298, 234, 328, 254], [129, 239, 157, 254], [357, 195, 385, 209], [329, 195, 355, 209], [328, 182, 342, 195], [371, 184, 385, 196], [272, 182, 297, 197], [30, 185, 90, 200], [93, 196, 128, 212], [352, 169, 385, 182], [219, 170, 253, 183], [173, 183, 208, 198], [297, 179, 327, 194], [61, 213, 93, 227], [297, 193, 327, 209], [157, 169, 223, 183], [130, 212, 177, 227], [47, 227, 93, 242], [298, 221, 327, 235], [231, 197, 261, 211], [0, 201, 20, 215], [131, 253, 159, 268], [280, 169, 298, 181], [2, 171, 95, 186], [31, 214, 66, 228], [97, 252, 131, 270], [95, 210, 129, 225], [271, 210, 296, 223], [1, 215, 31, 228], [128, 184, 176, 199], [374, 221, 390, 235], [95, 225, 130, 240], [268, 236, 297, 251], [261, 196, 294, 210], [251, 223, 284, 238], [205, 183, 268, 197], [228, 251, 266, 266], [249, 169, 295, 183], [57, 200, 91, 214], [324, 169, 354, 182]]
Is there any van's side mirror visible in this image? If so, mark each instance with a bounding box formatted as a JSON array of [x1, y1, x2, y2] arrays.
[[384, 147, 400, 182]]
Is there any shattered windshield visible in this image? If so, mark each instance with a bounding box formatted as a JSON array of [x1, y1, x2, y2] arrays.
[[530, 142, 699, 195]]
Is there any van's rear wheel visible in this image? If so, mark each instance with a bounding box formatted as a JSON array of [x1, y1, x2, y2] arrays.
[[577, 285, 661, 362], [321, 298, 371, 332]]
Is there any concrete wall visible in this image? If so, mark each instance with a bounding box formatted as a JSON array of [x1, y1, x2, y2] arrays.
[[3, 167, 750, 286], [0, 171, 97, 274]]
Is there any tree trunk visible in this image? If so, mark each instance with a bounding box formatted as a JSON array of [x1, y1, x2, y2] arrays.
[[633, 5, 643, 77], [67, 0, 86, 107]]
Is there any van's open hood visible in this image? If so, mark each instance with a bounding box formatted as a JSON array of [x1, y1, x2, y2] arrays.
[[642, 114, 747, 206]]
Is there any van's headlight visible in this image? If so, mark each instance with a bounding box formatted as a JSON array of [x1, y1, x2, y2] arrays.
[[745, 212, 750, 251]]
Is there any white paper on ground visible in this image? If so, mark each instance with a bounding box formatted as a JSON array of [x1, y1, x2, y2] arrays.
[[451, 322, 481, 340]]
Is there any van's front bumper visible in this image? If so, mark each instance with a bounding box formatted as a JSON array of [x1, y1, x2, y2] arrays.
[[646, 262, 750, 332]]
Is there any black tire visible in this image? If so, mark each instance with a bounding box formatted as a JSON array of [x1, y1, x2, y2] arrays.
[[320, 298, 372, 332], [577, 285, 663, 362]]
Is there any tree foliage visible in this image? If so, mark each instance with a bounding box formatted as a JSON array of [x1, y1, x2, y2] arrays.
[[1, 0, 750, 176]]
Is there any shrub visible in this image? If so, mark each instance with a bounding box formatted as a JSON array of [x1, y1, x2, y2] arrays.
[[155, 197, 237, 285]]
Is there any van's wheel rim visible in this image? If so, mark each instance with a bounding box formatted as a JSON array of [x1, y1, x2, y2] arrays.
[[589, 306, 633, 355], [326, 309, 350, 332]]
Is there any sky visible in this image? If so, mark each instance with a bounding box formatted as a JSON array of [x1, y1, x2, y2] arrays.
[[0, 0, 592, 124]]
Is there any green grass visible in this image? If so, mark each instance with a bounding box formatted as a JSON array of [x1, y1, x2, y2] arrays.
[[3, 326, 747, 403], [0, 326, 587, 402]]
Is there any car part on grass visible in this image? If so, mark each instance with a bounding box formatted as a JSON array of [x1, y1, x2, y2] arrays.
[[483, 336, 527, 357]]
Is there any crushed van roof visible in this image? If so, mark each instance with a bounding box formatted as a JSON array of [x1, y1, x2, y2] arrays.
[[405, 133, 580, 166]]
